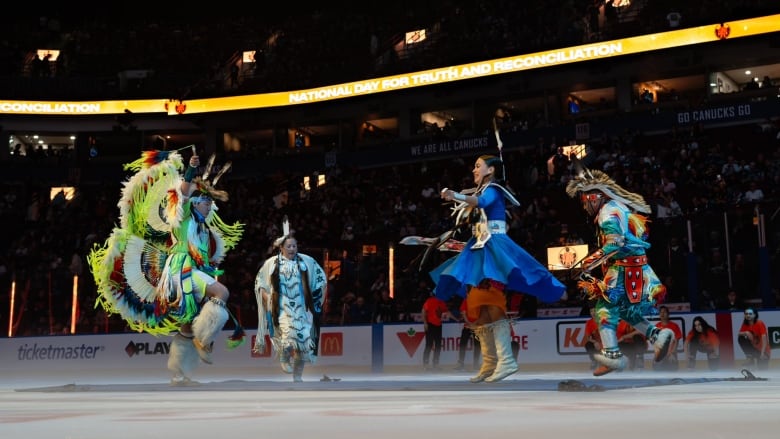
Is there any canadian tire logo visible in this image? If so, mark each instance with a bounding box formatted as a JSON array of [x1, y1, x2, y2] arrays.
[[320, 333, 343, 356], [397, 328, 425, 357]]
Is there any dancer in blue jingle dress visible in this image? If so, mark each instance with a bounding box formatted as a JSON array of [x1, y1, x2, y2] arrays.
[[434, 154, 566, 383]]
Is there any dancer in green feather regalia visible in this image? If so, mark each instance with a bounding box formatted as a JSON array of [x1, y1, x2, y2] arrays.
[[88, 147, 244, 386]]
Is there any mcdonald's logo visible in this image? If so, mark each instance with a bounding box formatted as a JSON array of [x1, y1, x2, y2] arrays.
[[320, 333, 343, 356], [250, 335, 273, 358]]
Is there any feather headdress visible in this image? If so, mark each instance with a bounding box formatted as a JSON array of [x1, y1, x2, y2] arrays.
[[273, 215, 291, 248], [565, 167, 650, 214], [123, 150, 183, 172], [192, 155, 232, 202]]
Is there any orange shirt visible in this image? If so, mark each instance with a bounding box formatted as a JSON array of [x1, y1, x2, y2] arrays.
[[422, 296, 448, 326], [459, 298, 477, 325], [655, 320, 683, 340], [685, 328, 719, 350], [617, 320, 644, 343], [739, 320, 771, 357]]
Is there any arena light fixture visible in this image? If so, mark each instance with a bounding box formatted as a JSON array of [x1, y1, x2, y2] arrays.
[[35, 49, 60, 61]]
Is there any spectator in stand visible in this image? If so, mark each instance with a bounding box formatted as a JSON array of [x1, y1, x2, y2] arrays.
[[720, 155, 742, 177], [666, 10, 682, 28], [742, 181, 764, 203], [420, 183, 437, 202], [549, 146, 571, 176], [655, 195, 677, 225], [617, 320, 647, 371], [652, 306, 683, 371], [421, 292, 449, 371], [340, 225, 355, 241], [718, 290, 745, 311], [339, 291, 356, 325], [737, 308, 771, 369], [348, 295, 373, 324], [229, 61, 239, 88], [372, 287, 397, 323], [684, 316, 720, 370], [658, 169, 677, 194], [640, 88, 654, 103], [369, 272, 389, 297], [41, 53, 52, 77]]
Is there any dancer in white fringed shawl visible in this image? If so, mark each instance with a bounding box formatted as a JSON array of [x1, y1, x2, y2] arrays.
[[254, 227, 327, 382], [88, 148, 244, 386]]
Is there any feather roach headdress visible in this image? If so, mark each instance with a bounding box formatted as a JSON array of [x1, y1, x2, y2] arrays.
[[565, 160, 650, 214]]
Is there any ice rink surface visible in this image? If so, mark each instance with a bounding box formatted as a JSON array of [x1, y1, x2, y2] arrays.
[[2, 366, 778, 439]]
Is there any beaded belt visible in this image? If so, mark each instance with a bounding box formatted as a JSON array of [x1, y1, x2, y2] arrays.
[[612, 255, 648, 267], [472, 220, 507, 237], [486, 220, 507, 234]]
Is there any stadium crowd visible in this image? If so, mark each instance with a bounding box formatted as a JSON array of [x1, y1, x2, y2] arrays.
[[2, 118, 779, 336], [1, 1, 778, 99]]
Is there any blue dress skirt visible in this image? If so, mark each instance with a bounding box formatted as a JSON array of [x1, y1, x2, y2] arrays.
[[430, 233, 566, 304]]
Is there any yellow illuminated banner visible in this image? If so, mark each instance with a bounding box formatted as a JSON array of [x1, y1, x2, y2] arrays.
[[1, 15, 778, 116], [0, 99, 169, 116]]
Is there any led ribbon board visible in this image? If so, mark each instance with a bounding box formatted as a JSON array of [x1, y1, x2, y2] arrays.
[[1, 15, 778, 116]]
